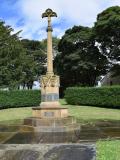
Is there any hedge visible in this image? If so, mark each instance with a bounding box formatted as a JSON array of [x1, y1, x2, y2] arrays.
[[0, 90, 41, 109], [65, 86, 120, 108]]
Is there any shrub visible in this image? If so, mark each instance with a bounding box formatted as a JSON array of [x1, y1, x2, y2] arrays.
[[0, 90, 41, 109], [65, 86, 120, 108]]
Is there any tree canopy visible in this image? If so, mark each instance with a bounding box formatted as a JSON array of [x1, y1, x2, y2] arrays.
[[54, 26, 108, 92], [54, 6, 120, 93], [0, 21, 25, 89], [0, 6, 120, 90], [21, 39, 47, 89], [94, 6, 120, 75], [0, 22, 47, 89]]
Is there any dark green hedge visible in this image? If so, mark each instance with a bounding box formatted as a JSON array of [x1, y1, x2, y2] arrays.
[[0, 90, 41, 109], [65, 86, 120, 108]]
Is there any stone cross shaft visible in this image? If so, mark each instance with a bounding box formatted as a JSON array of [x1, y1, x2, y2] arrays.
[[42, 9, 57, 75], [32, 9, 68, 119]]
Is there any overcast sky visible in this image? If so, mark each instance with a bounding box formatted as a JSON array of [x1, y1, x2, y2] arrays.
[[0, 0, 120, 40]]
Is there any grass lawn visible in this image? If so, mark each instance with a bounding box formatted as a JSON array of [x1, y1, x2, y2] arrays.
[[0, 99, 120, 124], [0, 99, 120, 159], [67, 105, 120, 123], [97, 140, 120, 160], [61, 99, 120, 122], [0, 107, 32, 124]]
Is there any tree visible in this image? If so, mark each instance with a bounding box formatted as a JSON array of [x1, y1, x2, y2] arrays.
[[54, 26, 108, 93], [0, 21, 25, 89], [21, 39, 46, 89], [94, 6, 120, 75]]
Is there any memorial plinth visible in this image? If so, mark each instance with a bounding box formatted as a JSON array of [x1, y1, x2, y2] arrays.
[[32, 8, 68, 119]]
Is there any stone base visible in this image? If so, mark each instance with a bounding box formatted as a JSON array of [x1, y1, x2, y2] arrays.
[[40, 101, 61, 108], [24, 116, 76, 127], [32, 106, 68, 119], [23, 116, 80, 133]]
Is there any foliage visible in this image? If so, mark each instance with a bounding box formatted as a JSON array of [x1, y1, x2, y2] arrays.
[[0, 21, 25, 89], [54, 6, 120, 92], [94, 6, 120, 75], [54, 26, 108, 95], [111, 64, 120, 77], [65, 86, 120, 108], [21, 39, 47, 89], [0, 90, 41, 109], [97, 140, 120, 160], [0, 21, 47, 90], [1, 6, 120, 90]]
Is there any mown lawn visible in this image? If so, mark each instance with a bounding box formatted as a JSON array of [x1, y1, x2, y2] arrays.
[[67, 105, 120, 123], [0, 99, 120, 159], [61, 99, 120, 122], [0, 99, 120, 123], [97, 140, 120, 160], [0, 107, 32, 124]]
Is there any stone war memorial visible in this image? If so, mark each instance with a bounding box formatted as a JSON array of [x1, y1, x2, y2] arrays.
[[24, 8, 80, 140], [32, 9, 68, 118], [0, 8, 81, 145], [0, 6, 120, 160]]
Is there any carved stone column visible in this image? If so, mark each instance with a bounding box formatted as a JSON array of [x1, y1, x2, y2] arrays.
[[47, 16, 53, 75], [32, 9, 68, 119]]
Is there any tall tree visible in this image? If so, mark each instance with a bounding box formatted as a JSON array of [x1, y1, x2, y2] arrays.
[[94, 6, 120, 75], [21, 39, 46, 89], [0, 21, 25, 89], [54, 26, 108, 93]]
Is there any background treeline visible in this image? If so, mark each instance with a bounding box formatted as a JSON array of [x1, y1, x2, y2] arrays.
[[0, 23, 59, 90], [0, 6, 120, 92], [54, 6, 120, 95]]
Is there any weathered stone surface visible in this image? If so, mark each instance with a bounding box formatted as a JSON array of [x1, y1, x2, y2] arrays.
[[44, 145, 96, 160], [32, 106, 68, 118], [0, 144, 96, 160], [0, 120, 120, 144], [41, 93, 59, 102]]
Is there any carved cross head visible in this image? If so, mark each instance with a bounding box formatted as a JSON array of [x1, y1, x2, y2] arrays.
[[42, 8, 57, 18]]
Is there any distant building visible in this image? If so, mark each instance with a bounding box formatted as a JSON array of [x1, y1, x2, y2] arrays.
[[101, 72, 120, 86]]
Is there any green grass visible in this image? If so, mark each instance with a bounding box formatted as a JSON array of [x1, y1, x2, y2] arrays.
[[0, 99, 120, 159], [0, 99, 120, 124], [61, 99, 120, 122], [97, 140, 120, 160], [0, 107, 32, 124], [67, 105, 120, 123]]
